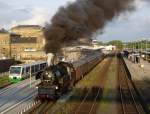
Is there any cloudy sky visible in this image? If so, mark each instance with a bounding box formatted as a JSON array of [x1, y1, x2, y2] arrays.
[[0, 0, 149, 42], [0, 0, 76, 28], [98, 0, 150, 42]]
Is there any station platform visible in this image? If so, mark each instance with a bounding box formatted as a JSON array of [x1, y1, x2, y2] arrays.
[[124, 58, 150, 81], [124, 57, 150, 110]]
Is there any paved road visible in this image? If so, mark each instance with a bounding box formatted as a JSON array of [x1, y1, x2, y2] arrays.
[[0, 77, 40, 114]]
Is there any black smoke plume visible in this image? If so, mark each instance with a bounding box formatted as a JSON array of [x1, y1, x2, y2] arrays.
[[44, 0, 134, 53]]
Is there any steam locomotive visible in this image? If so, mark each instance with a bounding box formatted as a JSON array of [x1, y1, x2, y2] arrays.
[[36, 52, 105, 99]]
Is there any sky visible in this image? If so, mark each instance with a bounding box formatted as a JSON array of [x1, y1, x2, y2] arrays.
[[0, 0, 149, 42], [98, 0, 150, 42], [0, 0, 76, 28]]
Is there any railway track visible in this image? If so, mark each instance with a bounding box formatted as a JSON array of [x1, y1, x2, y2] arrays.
[[74, 87, 101, 114], [0, 77, 38, 95], [27, 101, 55, 114], [70, 57, 113, 114], [1, 92, 37, 114], [117, 55, 145, 114], [0, 78, 40, 114]]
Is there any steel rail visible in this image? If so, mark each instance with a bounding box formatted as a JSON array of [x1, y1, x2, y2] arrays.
[[74, 88, 92, 114], [0, 77, 38, 95], [118, 58, 143, 114], [88, 87, 101, 114], [74, 87, 101, 114], [0, 92, 36, 114]]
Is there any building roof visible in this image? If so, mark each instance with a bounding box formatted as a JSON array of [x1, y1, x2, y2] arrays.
[[0, 29, 9, 34], [11, 25, 42, 30]]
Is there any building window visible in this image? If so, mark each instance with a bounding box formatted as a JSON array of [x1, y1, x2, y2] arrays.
[[12, 54, 16, 59]]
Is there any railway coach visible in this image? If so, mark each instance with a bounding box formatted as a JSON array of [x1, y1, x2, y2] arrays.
[[9, 61, 47, 83]]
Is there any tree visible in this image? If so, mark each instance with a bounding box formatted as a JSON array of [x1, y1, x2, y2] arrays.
[[107, 40, 123, 49]]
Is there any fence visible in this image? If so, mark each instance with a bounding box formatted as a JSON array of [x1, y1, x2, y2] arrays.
[[0, 72, 9, 77]]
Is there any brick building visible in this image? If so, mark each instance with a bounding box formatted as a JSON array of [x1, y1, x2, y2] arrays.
[[0, 25, 46, 62], [11, 25, 46, 62], [0, 31, 24, 59], [11, 25, 45, 50], [0, 29, 11, 58]]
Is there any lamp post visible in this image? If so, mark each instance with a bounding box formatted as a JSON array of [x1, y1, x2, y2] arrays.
[[132, 42, 134, 52], [30, 54, 32, 88], [9, 39, 11, 59], [134, 41, 136, 52], [30, 66, 32, 88], [141, 39, 142, 52], [135, 41, 137, 52], [138, 40, 140, 52], [146, 39, 148, 61]]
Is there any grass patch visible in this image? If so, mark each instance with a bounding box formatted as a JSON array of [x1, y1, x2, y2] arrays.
[[0, 76, 11, 88]]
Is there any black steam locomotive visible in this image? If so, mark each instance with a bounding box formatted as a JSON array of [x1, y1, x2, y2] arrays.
[[36, 52, 105, 99]]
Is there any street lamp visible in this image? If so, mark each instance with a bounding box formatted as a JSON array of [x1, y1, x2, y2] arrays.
[[132, 42, 134, 52], [30, 54, 32, 88], [146, 39, 148, 61], [141, 39, 142, 52], [135, 41, 137, 51], [134, 41, 136, 52]]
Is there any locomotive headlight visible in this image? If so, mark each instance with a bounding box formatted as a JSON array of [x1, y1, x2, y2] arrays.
[[45, 72, 49, 75], [55, 86, 59, 90], [36, 86, 38, 89], [48, 74, 52, 78]]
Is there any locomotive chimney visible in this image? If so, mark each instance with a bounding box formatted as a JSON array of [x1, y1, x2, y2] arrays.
[[47, 53, 55, 66]]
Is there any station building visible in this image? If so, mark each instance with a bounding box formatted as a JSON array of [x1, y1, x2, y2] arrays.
[[0, 29, 12, 59], [11, 25, 45, 50], [11, 25, 46, 62], [0, 30, 9, 58], [0, 25, 47, 62]]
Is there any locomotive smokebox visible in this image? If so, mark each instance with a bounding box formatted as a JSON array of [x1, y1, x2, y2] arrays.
[[47, 53, 55, 66]]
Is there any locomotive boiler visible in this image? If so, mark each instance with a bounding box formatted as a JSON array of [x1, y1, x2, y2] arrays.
[[37, 52, 105, 99]]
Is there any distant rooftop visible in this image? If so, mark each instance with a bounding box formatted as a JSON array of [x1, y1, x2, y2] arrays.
[[11, 25, 42, 30], [0, 28, 9, 34]]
